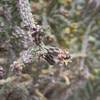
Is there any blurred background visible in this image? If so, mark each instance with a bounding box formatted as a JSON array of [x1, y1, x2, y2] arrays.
[[0, 0, 100, 100]]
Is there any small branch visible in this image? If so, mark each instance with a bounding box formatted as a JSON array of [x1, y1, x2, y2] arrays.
[[80, 20, 94, 70]]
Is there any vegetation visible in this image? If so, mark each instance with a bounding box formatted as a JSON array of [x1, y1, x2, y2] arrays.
[[0, 0, 100, 100]]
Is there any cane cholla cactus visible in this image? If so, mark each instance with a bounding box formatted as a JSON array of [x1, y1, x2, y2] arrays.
[[13, 26, 33, 48], [17, 0, 36, 28], [16, 0, 71, 66], [18, 0, 45, 45], [20, 50, 33, 63]]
